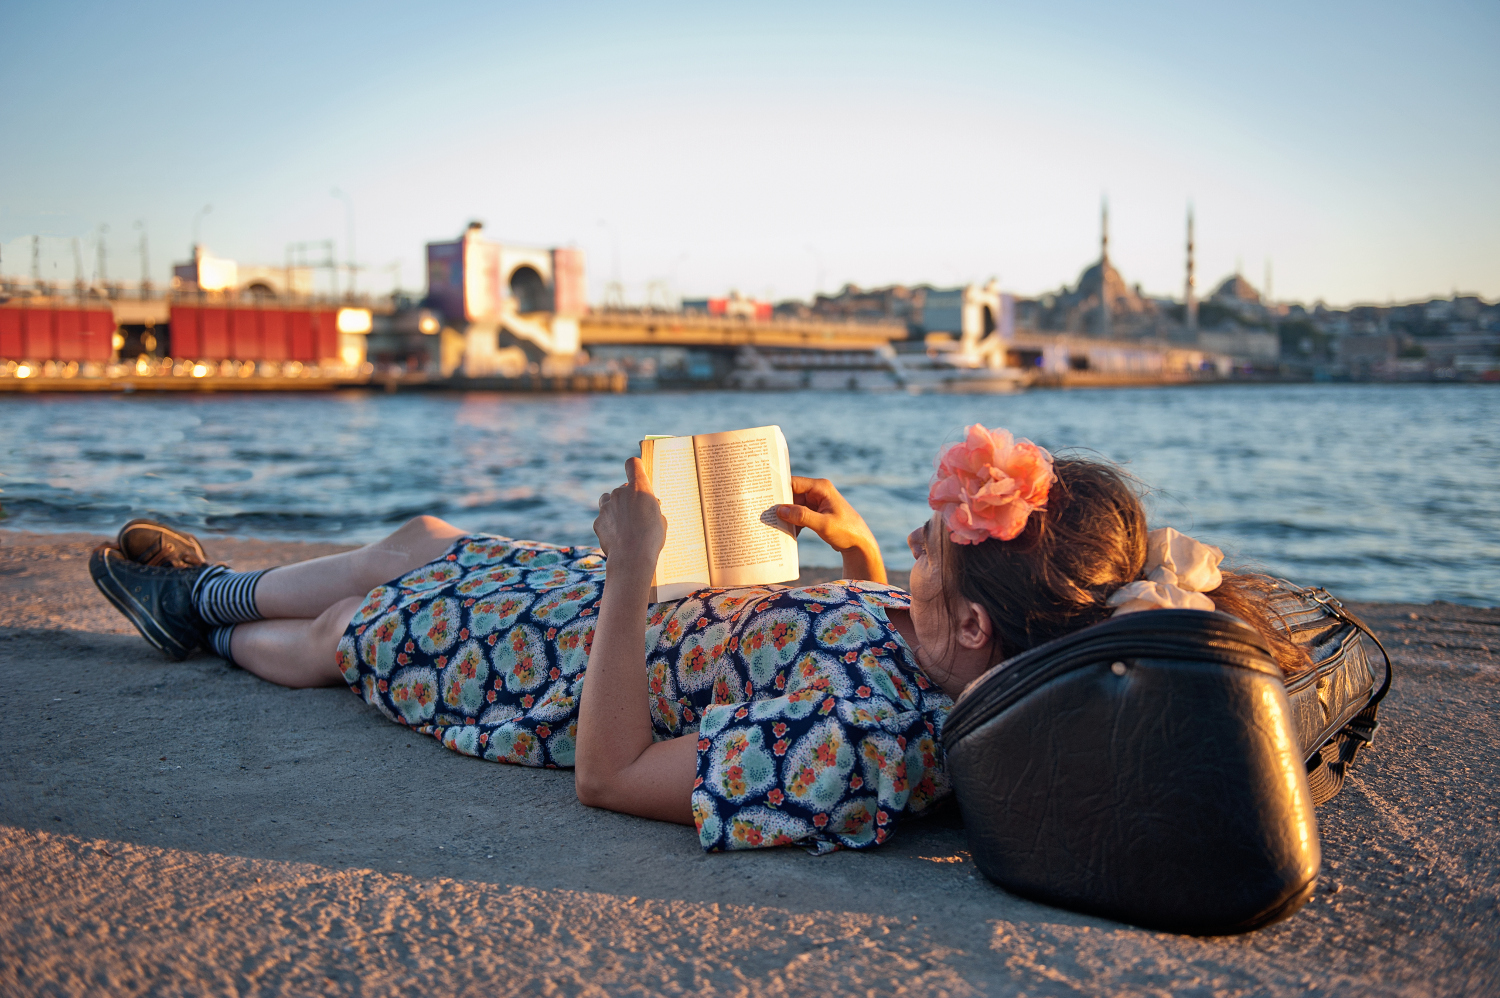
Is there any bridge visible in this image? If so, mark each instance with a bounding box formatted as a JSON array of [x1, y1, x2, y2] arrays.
[[581, 310, 905, 349], [424, 224, 922, 377]]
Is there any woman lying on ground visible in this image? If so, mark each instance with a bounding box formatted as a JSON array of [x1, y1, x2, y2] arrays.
[[91, 425, 1307, 853]]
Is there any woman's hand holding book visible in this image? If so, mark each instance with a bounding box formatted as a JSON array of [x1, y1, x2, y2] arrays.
[[593, 457, 667, 580], [777, 477, 888, 585]]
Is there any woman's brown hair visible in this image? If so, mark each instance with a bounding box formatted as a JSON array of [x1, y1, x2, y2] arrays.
[[930, 456, 1311, 677]]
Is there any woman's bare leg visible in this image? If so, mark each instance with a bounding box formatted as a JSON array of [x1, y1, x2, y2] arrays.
[[223, 515, 467, 689], [229, 596, 366, 688], [254, 515, 466, 619]]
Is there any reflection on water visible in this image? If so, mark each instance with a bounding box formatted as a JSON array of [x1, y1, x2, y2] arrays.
[[2, 385, 1496, 605]]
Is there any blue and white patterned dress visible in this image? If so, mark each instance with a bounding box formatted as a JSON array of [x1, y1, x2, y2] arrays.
[[338, 535, 953, 853]]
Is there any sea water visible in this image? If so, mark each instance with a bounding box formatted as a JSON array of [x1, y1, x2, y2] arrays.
[[2, 384, 1495, 605]]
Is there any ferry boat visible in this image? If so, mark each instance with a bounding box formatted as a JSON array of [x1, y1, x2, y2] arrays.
[[882, 344, 1026, 393], [725, 342, 1026, 392]]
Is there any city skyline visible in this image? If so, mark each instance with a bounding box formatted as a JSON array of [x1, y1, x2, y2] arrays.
[[2, 0, 1496, 308]]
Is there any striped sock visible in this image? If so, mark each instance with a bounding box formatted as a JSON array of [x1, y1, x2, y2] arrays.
[[192, 566, 270, 626], [208, 625, 238, 664]]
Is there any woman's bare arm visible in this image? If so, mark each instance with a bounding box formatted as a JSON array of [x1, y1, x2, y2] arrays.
[[574, 457, 696, 825]]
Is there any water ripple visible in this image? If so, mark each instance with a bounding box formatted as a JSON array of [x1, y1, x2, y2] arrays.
[[1, 384, 1495, 605]]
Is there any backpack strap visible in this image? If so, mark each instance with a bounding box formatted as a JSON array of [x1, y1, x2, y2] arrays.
[[1301, 589, 1393, 806]]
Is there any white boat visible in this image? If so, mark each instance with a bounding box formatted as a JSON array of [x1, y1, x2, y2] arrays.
[[723, 347, 809, 390], [724, 342, 1024, 393], [725, 345, 903, 391], [880, 344, 1025, 393]]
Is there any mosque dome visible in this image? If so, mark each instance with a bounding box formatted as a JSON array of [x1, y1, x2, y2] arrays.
[[1212, 274, 1261, 304], [1075, 259, 1145, 313]]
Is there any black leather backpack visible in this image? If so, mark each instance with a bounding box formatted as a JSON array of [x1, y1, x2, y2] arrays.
[[941, 582, 1391, 936]]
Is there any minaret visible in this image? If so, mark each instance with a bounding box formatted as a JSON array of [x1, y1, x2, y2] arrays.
[[1184, 204, 1198, 332], [1264, 258, 1276, 338], [1101, 197, 1110, 266], [1098, 196, 1111, 339]]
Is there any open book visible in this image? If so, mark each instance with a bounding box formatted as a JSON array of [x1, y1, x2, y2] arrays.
[[640, 424, 800, 602]]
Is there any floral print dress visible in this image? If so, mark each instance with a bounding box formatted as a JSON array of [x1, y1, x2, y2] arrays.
[[337, 535, 954, 853]]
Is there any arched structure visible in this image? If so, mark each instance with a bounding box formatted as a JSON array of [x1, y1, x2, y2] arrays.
[[509, 266, 548, 313], [425, 224, 588, 375]]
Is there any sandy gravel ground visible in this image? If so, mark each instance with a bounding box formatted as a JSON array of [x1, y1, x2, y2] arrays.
[[1, 529, 1497, 997]]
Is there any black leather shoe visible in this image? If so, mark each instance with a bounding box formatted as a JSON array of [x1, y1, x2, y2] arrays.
[[89, 544, 208, 660], [117, 518, 208, 569]]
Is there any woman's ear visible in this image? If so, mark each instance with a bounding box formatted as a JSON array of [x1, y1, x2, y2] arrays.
[[953, 599, 993, 651]]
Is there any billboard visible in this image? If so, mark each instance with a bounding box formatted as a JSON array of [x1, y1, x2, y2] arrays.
[[426, 241, 465, 323], [0, 308, 22, 357], [0, 307, 115, 362], [427, 230, 502, 322], [168, 306, 338, 361]]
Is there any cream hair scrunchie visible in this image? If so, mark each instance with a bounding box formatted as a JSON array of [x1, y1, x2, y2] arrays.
[[1107, 527, 1225, 616]]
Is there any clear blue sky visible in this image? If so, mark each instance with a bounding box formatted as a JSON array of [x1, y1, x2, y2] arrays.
[[2, 0, 1495, 306]]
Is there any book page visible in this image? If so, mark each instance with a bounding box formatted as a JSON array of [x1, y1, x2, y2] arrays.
[[642, 435, 711, 602], [693, 425, 799, 589]]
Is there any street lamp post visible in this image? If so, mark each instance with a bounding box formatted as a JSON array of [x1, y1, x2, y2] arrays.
[[670, 252, 689, 309], [331, 188, 355, 299], [596, 218, 623, 308], [804, 244, 825, 297], [96, 224, 109, 290], [191, 204, 212, 255], [135, 221, 152, 293]]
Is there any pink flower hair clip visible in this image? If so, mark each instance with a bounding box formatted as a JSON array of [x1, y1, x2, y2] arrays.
[[929, 425, 1057, 544]]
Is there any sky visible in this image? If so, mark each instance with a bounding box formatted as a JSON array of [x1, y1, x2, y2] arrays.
[[1, 0, 1496, 308]]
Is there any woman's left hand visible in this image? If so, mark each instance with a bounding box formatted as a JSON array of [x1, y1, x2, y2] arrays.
[[578, 456, 695, 826], [593, 457, 667, 575]]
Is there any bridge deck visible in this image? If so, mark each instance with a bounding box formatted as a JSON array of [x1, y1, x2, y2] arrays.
[[580, 312, 906, 350]]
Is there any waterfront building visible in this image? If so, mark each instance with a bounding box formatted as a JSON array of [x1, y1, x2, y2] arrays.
[[806, 284, 919, 326], [170, 246, 316, 299], [1197, 327, 1279, 365], [802, 281, 1009, 347], [681, 290, 773, 321], [171, 247, 237, 293]]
